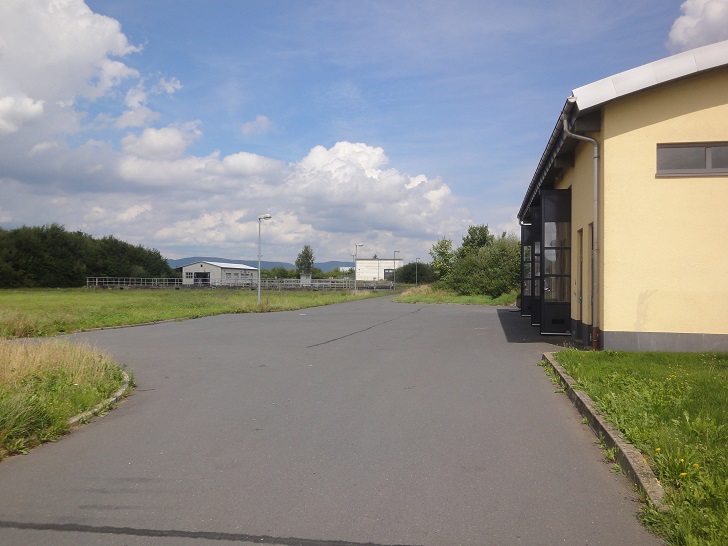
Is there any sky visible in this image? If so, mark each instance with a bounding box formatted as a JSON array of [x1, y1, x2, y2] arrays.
[[1, 1, 728, 264]]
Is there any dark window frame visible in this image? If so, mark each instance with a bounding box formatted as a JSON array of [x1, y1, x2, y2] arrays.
[[657, 142, 728, 177]]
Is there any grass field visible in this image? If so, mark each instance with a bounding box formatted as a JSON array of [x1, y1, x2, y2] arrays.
[[0, 288, 386, 339], [554, 349, 728, 545], [395, 284, 518, 306]]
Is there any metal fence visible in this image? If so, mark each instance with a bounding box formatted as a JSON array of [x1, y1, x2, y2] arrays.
[[85, 277, 387, 291], [86, 277, 183, 288]]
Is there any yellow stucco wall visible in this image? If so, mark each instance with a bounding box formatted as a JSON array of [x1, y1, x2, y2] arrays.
[[556, 140, 601, 330], [599, 67, 728, 335]]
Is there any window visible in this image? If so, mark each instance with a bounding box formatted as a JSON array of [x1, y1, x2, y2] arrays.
[[657, 143, 728, 176], [185, 272, 193, 279], [542, 222, 571, 303]]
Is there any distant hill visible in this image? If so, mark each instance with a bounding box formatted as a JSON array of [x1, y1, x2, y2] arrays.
[[167, 257, 353, 273]]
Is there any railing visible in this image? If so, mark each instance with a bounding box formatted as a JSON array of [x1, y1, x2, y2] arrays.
[[86, 277, 183, 288], [87, 277, 393, 291], [260, 278, 354, 290]]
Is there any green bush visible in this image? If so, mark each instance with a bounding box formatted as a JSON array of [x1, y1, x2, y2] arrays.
[[444, 234, 520, 297]]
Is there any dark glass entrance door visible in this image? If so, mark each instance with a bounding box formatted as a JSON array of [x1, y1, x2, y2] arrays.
[[520, 223, 533, 317], [541, 189, 571, 335]]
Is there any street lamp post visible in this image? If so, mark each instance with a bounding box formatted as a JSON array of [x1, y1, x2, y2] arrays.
[[354, 243, 363, 293], [257, 214, 272, 306], [393, 250, 400, 290], [415, 257, 419, 286]]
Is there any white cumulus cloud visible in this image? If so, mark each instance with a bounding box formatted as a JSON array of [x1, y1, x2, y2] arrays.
[[0, 95, 44, 135], [117, 203, 152, 222], [121, 123, 202, 160], [0, 2, 472, 262], [241, 115, 275, 137], [668, 0, 728, 52], [0, 0, 140, 109]]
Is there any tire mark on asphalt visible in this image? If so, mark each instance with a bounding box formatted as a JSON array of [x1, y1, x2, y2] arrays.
[[306, 307, 424, 348], [0, 520, 423, 545]]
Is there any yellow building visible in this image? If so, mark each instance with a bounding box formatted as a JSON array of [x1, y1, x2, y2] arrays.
[[517, 40, 728, 351]]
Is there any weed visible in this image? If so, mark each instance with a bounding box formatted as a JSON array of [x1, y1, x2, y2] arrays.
[[603, 446, 619, 463]]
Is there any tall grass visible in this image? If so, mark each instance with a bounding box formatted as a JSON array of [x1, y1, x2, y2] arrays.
[[395, 284, 518, 306], [0, 288, 384, 339], [555, 350, 728, 545], [0, 340, 128, 458]]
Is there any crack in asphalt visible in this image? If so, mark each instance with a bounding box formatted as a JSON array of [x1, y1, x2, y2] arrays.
[[0, 520, 424, 546], [305, 307, 424, 348]]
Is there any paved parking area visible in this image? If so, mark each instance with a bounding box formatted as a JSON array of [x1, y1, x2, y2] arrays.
[[0, 298, 662, 545]]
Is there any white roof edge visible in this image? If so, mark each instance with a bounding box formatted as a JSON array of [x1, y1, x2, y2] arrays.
[[572, 39, 728, 111], [186, 260, 258, 270]]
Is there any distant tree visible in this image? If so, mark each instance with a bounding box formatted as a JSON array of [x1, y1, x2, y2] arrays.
[[456, 224, 494, 259], [270, 266, 296, 279], [394, 262, 437, 284], [328, 267, 351, 279], [429, 237, 454, 280], [295, 244, 315, 275], [478, 233, 521, 297]]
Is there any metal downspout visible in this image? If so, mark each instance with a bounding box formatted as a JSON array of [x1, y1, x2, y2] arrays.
[[561, 105, 600, 350]]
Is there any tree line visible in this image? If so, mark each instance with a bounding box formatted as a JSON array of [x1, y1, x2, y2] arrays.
[[284, 225, 519, 299], [0, 224, 176, 288]]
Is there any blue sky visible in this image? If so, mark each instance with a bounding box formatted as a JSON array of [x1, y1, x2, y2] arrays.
[[1, 1, 727, 263]]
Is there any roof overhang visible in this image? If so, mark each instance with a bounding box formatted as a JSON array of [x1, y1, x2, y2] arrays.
[[517, 39, 728, 222], [572, 39, 728, 113], [183, 261, 258, 270]]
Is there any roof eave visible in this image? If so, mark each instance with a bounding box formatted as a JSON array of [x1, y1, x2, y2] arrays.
[[517, 98, 576, 221], [518, 40, 728, 222]]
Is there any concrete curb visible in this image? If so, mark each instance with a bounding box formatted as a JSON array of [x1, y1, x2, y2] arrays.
[[67, 369, 132, 428], [542, 352, 666, 511]]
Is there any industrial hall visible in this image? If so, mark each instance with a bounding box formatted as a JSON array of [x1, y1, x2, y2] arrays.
[[518, 39, 728, 352]]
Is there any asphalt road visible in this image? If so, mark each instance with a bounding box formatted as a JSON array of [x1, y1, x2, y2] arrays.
[[0, 297, 662, 545]]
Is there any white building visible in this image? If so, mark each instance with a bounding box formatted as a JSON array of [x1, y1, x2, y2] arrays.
[[181, 261, 258, 287], [355, 258, 403, 282]]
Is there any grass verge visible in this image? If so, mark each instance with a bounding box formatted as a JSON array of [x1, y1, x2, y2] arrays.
[[394, 285, 518, 305], [0, 288, 385, 339], [0, 339, 130, 459], [554, 349, 728, 545]]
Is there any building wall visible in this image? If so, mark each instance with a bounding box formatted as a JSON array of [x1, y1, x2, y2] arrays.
[[356, 259, 403, 281], [182, 262, 221, 285], [556, 135, 603, 339], [182, 262, 259, 285], [599, 67, 728, 342]]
